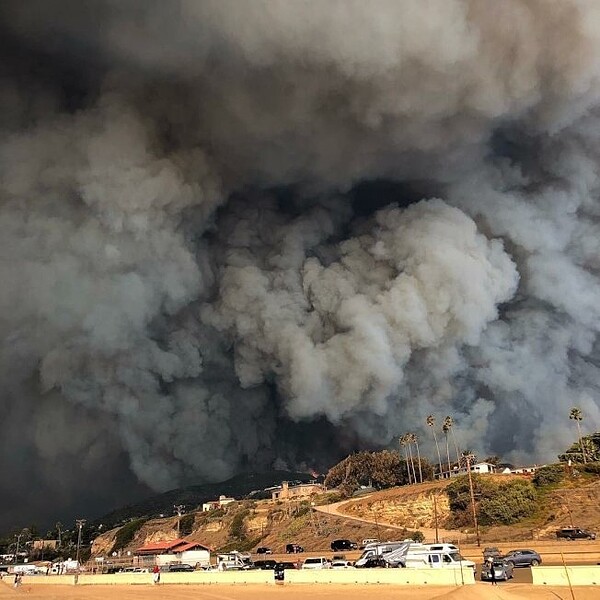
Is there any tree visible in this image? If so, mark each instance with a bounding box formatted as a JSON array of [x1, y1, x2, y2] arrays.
[[399, 435, 412, 485], [427, 415, 444, 479], [405, 433, 418, 484], [410, 433, 424, 484], [442, 418, 452, 476], [569, 407, 587, 464]]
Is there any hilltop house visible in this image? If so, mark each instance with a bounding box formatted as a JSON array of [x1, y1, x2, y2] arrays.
[[271, 480, 324, 500], [201, 495, 236, 512], [437, 461, 497, 479], [135, 538, 211, 567]]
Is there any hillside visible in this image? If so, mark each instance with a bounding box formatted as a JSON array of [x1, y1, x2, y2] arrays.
[[90, 469, 600, 561], [93, 471, 315, 529]]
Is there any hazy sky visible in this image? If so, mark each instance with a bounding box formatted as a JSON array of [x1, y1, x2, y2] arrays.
[[1, 0, 599, 532]]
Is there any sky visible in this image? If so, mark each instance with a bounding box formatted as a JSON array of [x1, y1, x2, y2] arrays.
[[1, 0, 600, 532]]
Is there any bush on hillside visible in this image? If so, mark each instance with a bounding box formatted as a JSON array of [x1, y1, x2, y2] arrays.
[[581, 461, 600, 475], [110, 518, 148, 554], [177, 513, 196, 536], [478, 479, 537, 525], [446, 475, 538, 527], [229, 508, 250, 541], [532, 464, 565, 487]]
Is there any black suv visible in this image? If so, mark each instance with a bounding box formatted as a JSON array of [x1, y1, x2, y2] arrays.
[[167, 564, 194, 572], [330, 539, 358, 551], [556, 527, 596, 540], [256, 547, 272, 554], [285, 543, 304, 553], [253, 559, 278, 570]]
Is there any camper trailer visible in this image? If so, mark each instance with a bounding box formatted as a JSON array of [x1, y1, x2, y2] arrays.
[[216, 551, 253, 570]]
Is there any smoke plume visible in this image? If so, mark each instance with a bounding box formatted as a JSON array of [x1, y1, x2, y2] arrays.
[[1, 0, 599, 529]]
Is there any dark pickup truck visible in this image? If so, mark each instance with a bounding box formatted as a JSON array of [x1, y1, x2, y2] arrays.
[[556, 527, 596, 540]]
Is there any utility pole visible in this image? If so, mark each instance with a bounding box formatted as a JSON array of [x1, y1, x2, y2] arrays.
[[433, 493, 440, 543], [75, 519, 86, 572], [463, 453, 481, 547], [174, 505, 185, 537]]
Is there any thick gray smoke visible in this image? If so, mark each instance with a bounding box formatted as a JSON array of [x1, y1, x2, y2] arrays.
[[1, 0, 600, 529]]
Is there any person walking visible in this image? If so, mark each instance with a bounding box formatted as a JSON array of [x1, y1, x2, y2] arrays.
[[152, 564, 160, 584]]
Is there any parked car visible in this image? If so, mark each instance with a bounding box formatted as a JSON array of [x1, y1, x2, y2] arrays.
[[481, 559, 514, 581], [330, 539, 358, 551], [256, 547, 272, 554], [277, 561, 298, 570], [253, 560, 278, 570], [556, 527, 596, 540], [331, 560, 354, 570], [355, 557, 390, 569], [167, 564, 194, 572], [285, 544, 304, 553], [502, 550, 542, 567], [301, 557, 331, 570], [483, 547, 502, 559]]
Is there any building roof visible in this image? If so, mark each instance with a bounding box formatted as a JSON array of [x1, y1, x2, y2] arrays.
[[176, 541, 210, 552], [135, 538, 187, 555]]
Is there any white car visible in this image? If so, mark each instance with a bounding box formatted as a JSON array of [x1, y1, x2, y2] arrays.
[[331, 560, 354, 569], [301, 557, 331, 570]]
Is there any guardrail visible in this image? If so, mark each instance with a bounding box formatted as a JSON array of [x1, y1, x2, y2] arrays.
[[531, 565, 600, 586], [2, 567, 475, 587]]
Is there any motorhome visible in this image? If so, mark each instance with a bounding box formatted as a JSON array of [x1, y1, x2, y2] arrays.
[[354, 541, 475, 571], [404, 543, 476, 571]]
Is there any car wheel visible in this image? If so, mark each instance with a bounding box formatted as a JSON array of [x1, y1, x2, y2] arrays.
[[530, 559, 539, 567]]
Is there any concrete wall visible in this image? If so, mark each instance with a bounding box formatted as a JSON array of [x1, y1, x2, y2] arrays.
[[9, 567, 474, 586], [531, 565, 600, 586]]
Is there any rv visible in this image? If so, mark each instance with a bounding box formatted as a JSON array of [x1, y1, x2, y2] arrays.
[[404, 543, 476, 571], [355, 541, 475, 571], [216, 551, 253, 570], [354, 541, 410, 567]]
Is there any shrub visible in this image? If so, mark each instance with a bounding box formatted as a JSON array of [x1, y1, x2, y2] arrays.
[[478, 480, 537, 525], [581, 462, 600, 475], [410, 531, 425, 543], [110, 518, 148, 553], [532, 464, 565, 487], [177, 513, 196, 536], [229, 508, 250, 541]]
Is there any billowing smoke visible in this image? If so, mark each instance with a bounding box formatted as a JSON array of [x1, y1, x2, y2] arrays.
[[1, 0, 600, 528]]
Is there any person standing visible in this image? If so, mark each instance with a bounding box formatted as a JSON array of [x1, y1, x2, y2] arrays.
[[152, 564, 160, 584], [487, 557, 497, 585]]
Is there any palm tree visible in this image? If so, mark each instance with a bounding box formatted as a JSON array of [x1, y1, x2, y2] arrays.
[[442, 418, 452, 477], [569, 407, 587, 463], [399, 435, 412, 485], [407, 435, 418, 484], [444, 416, 461, 469], [55, 522, 62, 548], [427, 415, 444, 479], [411, 433, 424, 483]]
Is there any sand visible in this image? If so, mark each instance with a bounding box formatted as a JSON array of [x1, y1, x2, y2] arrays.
[[1, 581, 598, 600]]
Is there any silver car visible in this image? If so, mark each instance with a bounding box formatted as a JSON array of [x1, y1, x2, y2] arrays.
[[481, 559, 514, 581]]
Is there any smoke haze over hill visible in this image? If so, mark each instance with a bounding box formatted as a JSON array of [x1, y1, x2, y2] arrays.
[[1, 0, 600, 530]]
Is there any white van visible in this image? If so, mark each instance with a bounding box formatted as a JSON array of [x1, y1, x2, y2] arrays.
[[354, 541, 410, 567], [301, 557, 331, 570], [216, 552, 253, 570]]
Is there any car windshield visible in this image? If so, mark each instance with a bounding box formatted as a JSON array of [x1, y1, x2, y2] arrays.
[[449, 552, 463, 561]]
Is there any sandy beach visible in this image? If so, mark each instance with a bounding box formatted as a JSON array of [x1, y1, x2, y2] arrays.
[[1, 581, 598, 600]]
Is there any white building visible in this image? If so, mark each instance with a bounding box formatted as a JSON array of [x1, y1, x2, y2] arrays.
[[202, 495, 236, 512]]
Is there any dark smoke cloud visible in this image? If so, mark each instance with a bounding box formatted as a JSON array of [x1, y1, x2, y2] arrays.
[[1, 0, 599, 530]]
